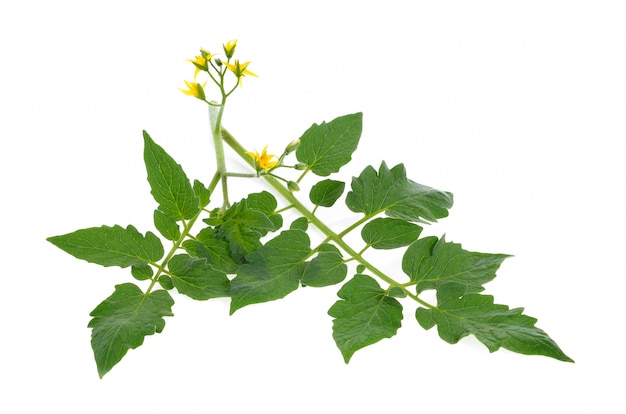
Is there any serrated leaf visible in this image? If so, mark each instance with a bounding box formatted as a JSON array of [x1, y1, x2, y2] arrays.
[[328, 275, 403, 363], [143, 130, 199, 220], [192, 228, 239, 274], [402, 236, 510, 294], [415, 283, 573, 362], [361, 217, 423, 250], [215, 194, 280, 263], [345, 162, 453, 223], [296, 113, 362, 176], [167, 254, 230, 300], [230, 230, 311, 314], [301, 243, 347, 287], [47, 225, 164, 268], [153, 210, 181, 241], [309, 179, 346, 207], [193, 179, 211, 208], [88, 283, 174, 378]]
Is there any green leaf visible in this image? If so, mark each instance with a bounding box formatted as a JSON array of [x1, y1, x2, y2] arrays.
[[88, 283, 174, 378], [193, 179, 211, 208], [301, 243, 347, 287], [290, 217, 309, 231], [361, 217, 423, 250], [328, 275, 403, 363], [309, 179, 346, 207], [415, 283, 573, 362], [296, 112, 362, 176], [47, 225, 164, 268], [131, 265, 153, 281], [230, 230, 311, 314], [143, 130, 199, 221], [214, 194, 280, 263], [191, 228, 239, 274], [345, 162, 453, 223], [153, 210, 181, 241], [167, 254, 230, 300], [247, 191, 283, 231], [402, 236, 511, 294]]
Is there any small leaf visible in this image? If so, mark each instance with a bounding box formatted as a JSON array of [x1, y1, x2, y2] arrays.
[[153, 210, 181, 241], [301, 243, 347, 287], [167, 254, 230, 300], [328, 275, 403, 363], [309, 179, 346, 207], [230, 230, 311, 314], [290, 217, 309, 231], [158, 275, 174, 290], [296, 113, 362, 176], [88, 283, 174, 378], [131, 265, 153, 281], [361, 217, 423, 250], [247, 191, 283, 231], [415, 283, 573, 362], [387, 287, 407, 298], [345, 162, 453, 223], [402, 236, 511, 294], [143, 130, 199, 220], [193, 179, 211, 208], [47, 225, 164, 268]]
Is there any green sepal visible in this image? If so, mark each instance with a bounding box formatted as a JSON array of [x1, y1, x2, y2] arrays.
[[167, 254, 230, 300], [47, 225, 164, 268], [402, 235, 511, 294], [131, 265, 153, 281], [301, 243, 347, 287], [361, 217, 423, 250], [415, 282, 573, 362], [296, 112, 362, 176], [345, 162, 453, 223], [230, 229, 311, 314], [193, 179, 211, 208], [88, 283, 174, 378], [143, 130, 199, 221], [328, 274, 403, 363], [290, 217, 309, 231], [309, 179, 346, 207], [153, 210, 181, 241]]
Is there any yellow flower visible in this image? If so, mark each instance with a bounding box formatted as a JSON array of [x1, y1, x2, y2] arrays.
[[246, 145, 278, 173], [188, 51, 212, 79], [223, 39, 237, 58], [179, 80, 206, 100], [223, 60, 258, 86]]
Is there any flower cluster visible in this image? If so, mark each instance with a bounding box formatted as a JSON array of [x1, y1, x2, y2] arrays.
[[180, 40, 258, 101]]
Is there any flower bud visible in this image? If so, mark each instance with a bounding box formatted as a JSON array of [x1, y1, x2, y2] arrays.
[[285, 139, 301, 154], [287, 181, 300, 192], [294, 163, 308, 170], [214, 57, 222, 67]]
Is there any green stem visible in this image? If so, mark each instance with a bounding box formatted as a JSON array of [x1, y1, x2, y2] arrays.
[[209, 101, 229, 209], [221, 128, 434, 309]]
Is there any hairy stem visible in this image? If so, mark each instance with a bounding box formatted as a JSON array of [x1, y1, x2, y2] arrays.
[[209, 102, 230, 209]]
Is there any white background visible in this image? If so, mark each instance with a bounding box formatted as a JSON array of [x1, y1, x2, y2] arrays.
[[1, 1, 625, 412]]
